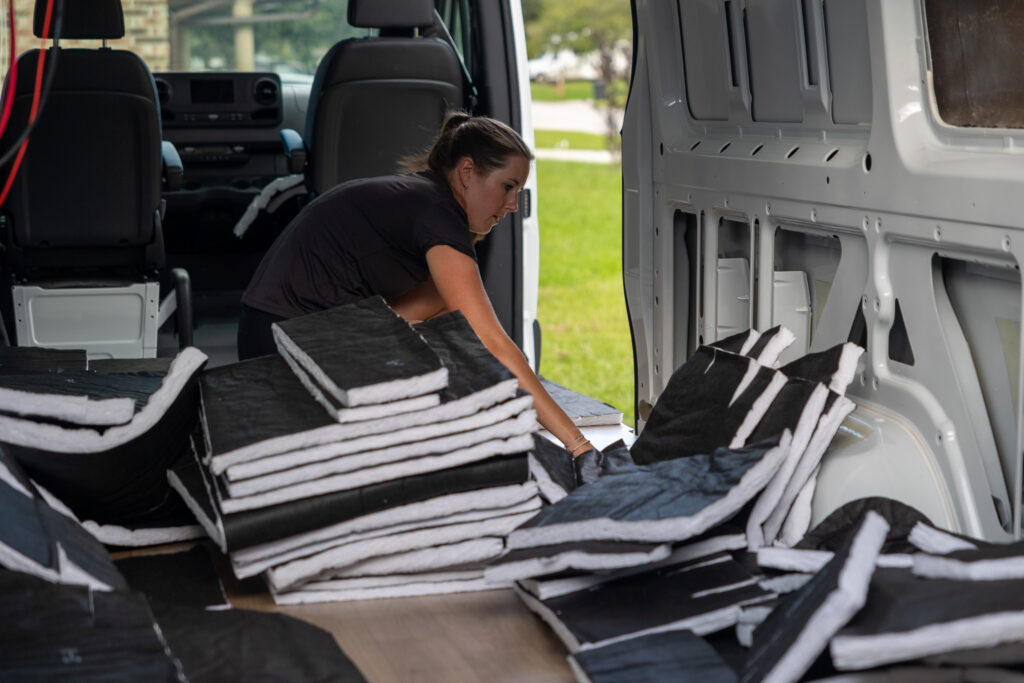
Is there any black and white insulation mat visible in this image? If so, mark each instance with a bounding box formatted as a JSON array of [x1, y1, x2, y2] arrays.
[[630, 346, 788, 465], [271, 296, 447, 407], [539, 376, 624, 427], [203, 310, 520, 471], [266, 508, 539, 592], [153, 603, 367, 682], [911, 537, 1024, 581], [484, 539, 672, 584], [233, 493, 540, 580], [830, 566, 1024, 671], [217, 428, 536, 513], [171, 436, 532, 553], [271, 570, 497, 605], [516, 530, 747, 601], [0, 567, 186, 682], [0, 348, 206, 526], [507, 433, 790, 548], [0, 447, 126, 591], [569, 629, 739, 683], [712, 325, 795, 367], [220, 395, 534, 490], [516, 554, 770, 652], [741, 510, 889, 683]]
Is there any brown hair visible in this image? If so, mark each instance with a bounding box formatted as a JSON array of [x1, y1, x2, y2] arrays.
[[402, 111, 534, 175]]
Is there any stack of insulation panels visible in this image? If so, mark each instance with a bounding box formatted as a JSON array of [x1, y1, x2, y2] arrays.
[[171, 297, 543, 603], [491, 327, 865, 660]]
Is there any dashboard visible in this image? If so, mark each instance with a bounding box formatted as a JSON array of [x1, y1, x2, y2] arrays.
[[154, 72, 311, 288]]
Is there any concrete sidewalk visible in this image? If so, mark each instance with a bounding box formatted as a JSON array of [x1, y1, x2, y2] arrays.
[[531, 100, 623, 135], [531, 100, 621, 163], [535, 148, 618, 164]]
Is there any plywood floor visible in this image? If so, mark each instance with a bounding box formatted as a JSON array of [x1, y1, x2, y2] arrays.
[[231, 580, 575, 682]]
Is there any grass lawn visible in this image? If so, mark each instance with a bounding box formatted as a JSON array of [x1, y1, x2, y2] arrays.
[[535, 159, 634, 428], [531, 78, 630, 104], [530, 79, 595, 101], [534, 129, 609, 151]]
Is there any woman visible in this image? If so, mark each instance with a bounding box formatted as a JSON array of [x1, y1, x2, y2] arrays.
[[239, 112, 595, 459]]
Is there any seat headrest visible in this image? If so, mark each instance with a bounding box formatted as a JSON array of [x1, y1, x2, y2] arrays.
[[35, 0, 125, 40], [348, 0, 434, 30]]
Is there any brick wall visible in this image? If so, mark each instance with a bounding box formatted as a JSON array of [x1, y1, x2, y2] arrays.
[[2, 0, 170, 71]]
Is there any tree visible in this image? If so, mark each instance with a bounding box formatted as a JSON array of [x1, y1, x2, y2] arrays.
[[526, 0, 632, 150]]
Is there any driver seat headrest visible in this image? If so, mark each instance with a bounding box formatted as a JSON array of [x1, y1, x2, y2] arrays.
[[35, 0, 125, 40]]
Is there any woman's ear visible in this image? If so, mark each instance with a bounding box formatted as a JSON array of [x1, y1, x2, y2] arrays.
[[459, 157, 475, 186]]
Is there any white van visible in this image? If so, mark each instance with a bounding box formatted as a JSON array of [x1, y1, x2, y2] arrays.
[[624, 0, 1024, 542], [3, 0, 1013, 543], [5, 0, 1024, 677]]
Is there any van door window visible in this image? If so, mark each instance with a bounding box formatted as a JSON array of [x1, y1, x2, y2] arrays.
[[925, 0, 1024, 128]]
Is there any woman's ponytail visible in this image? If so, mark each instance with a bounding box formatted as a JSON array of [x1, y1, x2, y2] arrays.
[[400, 111, 533, 176]]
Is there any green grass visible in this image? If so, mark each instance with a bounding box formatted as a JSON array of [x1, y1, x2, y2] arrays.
[[531, 78, 630, 104], [531, 79, 595, 101], [535, 159, 634, 428], [534, 129, 609, 151]]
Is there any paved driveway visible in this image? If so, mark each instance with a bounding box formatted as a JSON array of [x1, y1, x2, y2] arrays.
[[531, 100, 623, 134]]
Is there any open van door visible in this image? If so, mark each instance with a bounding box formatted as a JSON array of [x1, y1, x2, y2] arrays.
[[624, 0, 1024, 541]]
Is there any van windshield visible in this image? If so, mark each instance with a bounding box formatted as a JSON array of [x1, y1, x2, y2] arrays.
[[9, 0, 474, 85], [165, 0, 367, 81]]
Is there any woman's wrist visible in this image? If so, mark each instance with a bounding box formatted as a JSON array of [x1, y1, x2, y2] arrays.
[[565, 434, 587, 450], [567, 437, 593, 457]]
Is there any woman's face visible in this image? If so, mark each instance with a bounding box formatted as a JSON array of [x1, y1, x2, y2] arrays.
[[459, 155, 531, 236]]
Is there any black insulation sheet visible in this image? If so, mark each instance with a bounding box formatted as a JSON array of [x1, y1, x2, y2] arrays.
[[114, 545, 226, 609], [176, 433, 532, 551], [414, 311, 514, 401], [533, 555, 768, 650], [508, 436, 785, 547], [744, 326, 790, 364], [202, 310, 516, 467], [0, 346, 87, 372], [630, 346, 782, 465], [742, 511, 889, 683], [0, 370, 164, 415], [711, 329, 760, 356], [780, 342, 862, 394], [1, 352, 204, 526], [0, 567, 184, 682], [0, 448, 126, 590], [539, 376, 623, 427], [271, 296, 445, 406], [528, 434, 577, 500], [154, 604, 367, 683], [798, 497, 931, 555], [570, 629, 738, 683], [832, 566, 1024, 670]]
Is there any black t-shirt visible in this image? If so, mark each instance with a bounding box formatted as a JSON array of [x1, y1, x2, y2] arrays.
[[242, 170, 474, 318]]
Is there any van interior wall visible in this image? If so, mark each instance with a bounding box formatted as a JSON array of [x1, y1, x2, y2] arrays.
[[623, 0, 1024, 542]]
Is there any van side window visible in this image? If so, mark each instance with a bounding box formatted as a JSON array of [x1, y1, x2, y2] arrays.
[[925, 0, 1024, 128]]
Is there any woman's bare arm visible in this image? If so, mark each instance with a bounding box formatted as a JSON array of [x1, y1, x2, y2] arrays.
[[386, 278, 448, 323], [425, 245, 592, 455]]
